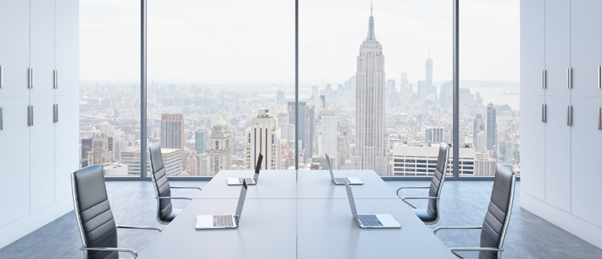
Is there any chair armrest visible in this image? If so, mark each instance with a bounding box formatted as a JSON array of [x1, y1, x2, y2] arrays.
[[396, 186, 430, 196], [116, 225, 162, 232], [80, 247, 137, 258], [449, 247, 503, 252], [434, 226, 482, 234], [170, 186, 202, 191], [399, 196, 438, 209], [157, 196, 193, 200]]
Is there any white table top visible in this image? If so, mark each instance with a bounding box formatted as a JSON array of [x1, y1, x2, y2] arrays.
[[297, 170, 399, 199], [194, 170, 296, 199]]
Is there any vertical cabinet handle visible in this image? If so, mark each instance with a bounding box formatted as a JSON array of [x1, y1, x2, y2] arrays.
[[0, 107, 3, 130], [28, 68, 34, 89], [28, 105, 34, 126], [541, 70, 546, 89], [598, 107, 602, 130], [598, 66, 602, 89], [53, 104, 58, 123], [0, 65, 3, 89], [567, 105, 573, 126], [542, 104, 547, 122], [567, 68, 572, 89], [53, 70, 58, 89]]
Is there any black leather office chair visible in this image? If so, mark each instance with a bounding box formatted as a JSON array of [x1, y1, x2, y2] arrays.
[[148, 143, 201, 225], [434, 166, 516, 259], [72, 165, 162, 259], [397, 143, 449, 225]]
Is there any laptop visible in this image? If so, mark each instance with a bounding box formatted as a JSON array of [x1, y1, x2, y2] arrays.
[[196, 180, 249, 229], [344, 180, 401, 229], [326, 154, 363, 185], [227, 153, 263, 186]]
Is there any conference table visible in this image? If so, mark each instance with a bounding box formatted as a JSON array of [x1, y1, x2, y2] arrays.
[[139, 170, 456, 259]]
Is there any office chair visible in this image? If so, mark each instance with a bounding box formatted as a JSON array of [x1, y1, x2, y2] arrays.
[[397, 143, 449, 225], [72, 165, 162, 259], [148, 143, 202, 225], [434, 166, 516, 259]]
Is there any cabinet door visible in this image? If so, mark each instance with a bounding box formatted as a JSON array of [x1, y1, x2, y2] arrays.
[[54, 95, 78, 201], [544, 95, 571, 212], [29, 96, 55, 212], [55, 0, 79, 96], [30, 0, 55, 97], [520, 95, 546, 201], [545, 0, 571, 97], [0, 97, 30, 228], [571, 0, 602, 98], [520, 0, 545, 96], [0, 0, 30, 97], [571, 97, 602, 227]]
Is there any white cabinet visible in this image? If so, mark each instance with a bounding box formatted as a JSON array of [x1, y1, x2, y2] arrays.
[[0, 97, 30, 228], [54, 95, 78, 201], [29, 0, 56, 97], [570, 97, 602, 226], [571, 0, 602, 98], [0, 0, 30, 98], [544, 95, 571, 212], [519, 95, 546, 201], [520, 0, 545, 96], [545, 0, 571, 97], [55, 0, 79, 97], [29, 96, 55, 212]]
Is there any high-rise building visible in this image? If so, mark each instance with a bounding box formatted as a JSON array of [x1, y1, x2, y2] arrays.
[[425, 127, 444, 143], [352, 7, 388, 175], [121, 147, 182, 176], [320, 109, 338, 168], [276, 90, 284, 106], [473, 114, 484, 145], [425, 56, 433, 89], [474, 152, 496, 176], [161, 114, 185, 162], [245, 109, 282, 170], [195, 128, 208, 154], [288, 101, 306, 155], [87, 132, 112, 166], [392, 142, 475, 176], [486, 103, 497, 151], [208, 117, 232, 175]]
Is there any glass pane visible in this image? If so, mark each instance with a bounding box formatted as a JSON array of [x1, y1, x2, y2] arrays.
[[301, 0, 452, 176], [460, 0, 520, 176], [147, 0, 294, 176], [80, 1, 140, 176]]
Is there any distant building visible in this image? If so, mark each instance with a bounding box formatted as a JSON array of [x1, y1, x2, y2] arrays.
[[88, 132, 112, 166], [161, 113, 185, 161], [245, 109, 282, 170], [278, 101, 294, 141], [121, 147, 182, 176], [474, 152, 496, 176], [392, 142, 475, 176], [425, 127, 444, 143], [486, 104, 497, 151], [195, 128, 208, 154], [208, 117, 232, 175], [102, 163, 128, 176], [319, 109, 338, 169], [276, 90, 284, 106]]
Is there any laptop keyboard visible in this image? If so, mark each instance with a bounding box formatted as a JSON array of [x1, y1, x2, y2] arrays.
[[213, 215, 234, 227], [239, 178, 254, 184], [358, 215, 383, 227], [334, 178, 347, 184]]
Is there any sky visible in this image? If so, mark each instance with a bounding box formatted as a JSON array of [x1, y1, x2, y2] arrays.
[[80, 0, 519, 84]]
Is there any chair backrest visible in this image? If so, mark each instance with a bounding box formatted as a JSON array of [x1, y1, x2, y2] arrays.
[[148, 143, 173, 224], [479, 166, 516, 259], [426, 143, 450, 222], [71, 165, 119, 259]]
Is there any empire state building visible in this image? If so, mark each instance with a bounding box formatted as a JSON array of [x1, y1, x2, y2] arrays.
[[352, 6, 388, 175]]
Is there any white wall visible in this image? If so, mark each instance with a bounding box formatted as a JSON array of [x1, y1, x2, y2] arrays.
[[520, 0, 602, 249], [0, 0, 79, 249]]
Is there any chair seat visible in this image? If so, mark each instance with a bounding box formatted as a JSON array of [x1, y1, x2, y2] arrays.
[[413, 209, 436, 223], [162, 209, 182, 223]]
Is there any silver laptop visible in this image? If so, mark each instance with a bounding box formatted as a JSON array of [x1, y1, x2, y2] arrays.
[[227, 153, 263, 186], [196, 180, 249, 229], [344, 181, 401, 229], [326, 154, 363, 185]]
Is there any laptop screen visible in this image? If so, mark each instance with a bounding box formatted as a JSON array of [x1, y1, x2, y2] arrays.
[[235, 180, 248, 221], [254, 153, 263, 181], [344, 181, 358, 220], [326, 154, 334, 180]]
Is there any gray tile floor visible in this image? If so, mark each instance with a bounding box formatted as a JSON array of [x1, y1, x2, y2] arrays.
[[1, 180, 601, 258]]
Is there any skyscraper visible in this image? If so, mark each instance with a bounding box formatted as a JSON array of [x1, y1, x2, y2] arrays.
[[425, 127, 444, 143], [245, 109, 282, 170], [473, 114, 484, 147], [352, 6, 388, 175], [208, 117, 232, 175], [278, 101, 291, 141], [486, 103, 497, 151], [161, 114, 185, 162], [320, 109, 338, 166], [195, 128, 208, 154], [87, 132, 112, 166], [288, 101, 307, 159], [426, 55, 433, 89]]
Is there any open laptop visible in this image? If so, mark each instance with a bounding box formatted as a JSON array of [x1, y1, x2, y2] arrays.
[[344, 180, 401, 229], [326, 154, 363, 185], [227, 153, 263, 186], [196, 180, 248, 229]]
